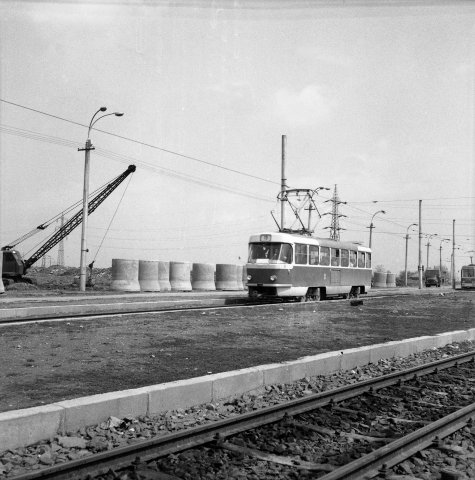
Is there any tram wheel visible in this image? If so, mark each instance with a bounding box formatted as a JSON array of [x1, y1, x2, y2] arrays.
[[306, 288, 321, 302], [349, 287, 360, 299]]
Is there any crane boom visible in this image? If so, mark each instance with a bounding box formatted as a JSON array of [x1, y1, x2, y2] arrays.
[[23, 164, 136, 270]]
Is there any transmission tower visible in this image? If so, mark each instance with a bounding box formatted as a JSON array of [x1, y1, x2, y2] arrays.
[[56, 214, 66, 266], [324, 185, 347, 241]]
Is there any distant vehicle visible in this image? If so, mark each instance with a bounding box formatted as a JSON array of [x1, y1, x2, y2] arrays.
[[2, 165, 136, 284], [246, 231, 372, 301], [461, 264, 475, 290], [425, 268, 441, 287]]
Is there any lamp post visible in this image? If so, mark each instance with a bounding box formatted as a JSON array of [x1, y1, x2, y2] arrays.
[[78, 107, 124, 292], [368, 210, 386, 249], [439, 238, 450, 281], [404, 223, 417, 287], [425, 233, 438, 271]]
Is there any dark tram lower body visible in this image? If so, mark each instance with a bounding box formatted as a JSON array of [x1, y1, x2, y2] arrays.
[[246, 263, 371, 301]]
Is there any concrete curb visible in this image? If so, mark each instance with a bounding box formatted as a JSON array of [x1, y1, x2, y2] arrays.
[[0, 296, 245, 322], [1, 328, 474, 452]]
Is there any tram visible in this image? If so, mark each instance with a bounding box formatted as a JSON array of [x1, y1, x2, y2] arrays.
[[246, 232, 372, 301], [461, 264, 475, 290]]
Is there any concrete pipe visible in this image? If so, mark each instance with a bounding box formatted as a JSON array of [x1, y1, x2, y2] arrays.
[[191, 263, 216, 291], [158, 261, 171, 292], [242, 264, 248, 291], [373, 271, 388, 288], [170, 261, 192, 291], [386, 273, 397, 288], [111, 259, 141, 292], [236, 265, 244, 290], [0, 254, 4, 294], [216, 263, 239, 290], [138, 260, 160, 292]]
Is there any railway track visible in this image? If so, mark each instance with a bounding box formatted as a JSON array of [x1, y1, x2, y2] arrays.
[[0, 290, 436, 326], [7, 350, 475, 480]]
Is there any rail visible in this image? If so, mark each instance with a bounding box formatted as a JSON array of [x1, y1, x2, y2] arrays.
[[8, 350, 475, 480]]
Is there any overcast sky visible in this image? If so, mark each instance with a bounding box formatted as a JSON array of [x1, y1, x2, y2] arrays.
[[0, 0, 474, 274]]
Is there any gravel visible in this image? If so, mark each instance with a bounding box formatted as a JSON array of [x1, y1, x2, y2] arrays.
[[1, 340, 474, 478]]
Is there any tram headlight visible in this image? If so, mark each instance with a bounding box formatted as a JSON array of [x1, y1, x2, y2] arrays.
[[247, 274, 252, 281], [270, 275, 277, 282]]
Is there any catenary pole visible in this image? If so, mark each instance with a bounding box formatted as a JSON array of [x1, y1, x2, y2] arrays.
[[280, 135, 287, 231], [452, 219, 456, 289], [418, 200, 423, 289]]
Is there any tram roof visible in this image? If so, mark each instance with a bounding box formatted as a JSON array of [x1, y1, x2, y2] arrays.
[[248, 232, 371, 251]]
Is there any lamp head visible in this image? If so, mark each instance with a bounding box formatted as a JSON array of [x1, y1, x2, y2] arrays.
[[100, 107, 107, 112], [114, 112, 124, 117]]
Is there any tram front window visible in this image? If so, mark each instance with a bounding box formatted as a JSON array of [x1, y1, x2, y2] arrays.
[[462, 268, 474, 278], [248, 243, 292, 264]]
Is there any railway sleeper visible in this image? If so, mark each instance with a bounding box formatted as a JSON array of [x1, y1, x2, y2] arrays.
[[217, 440, 336, 472]]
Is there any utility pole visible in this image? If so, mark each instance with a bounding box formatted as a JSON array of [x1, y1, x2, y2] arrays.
[[280, 135, 287, 232], [425, 234, 437, 271], [451, 219, 456, 289], [56, 214, 66, 266], [418, 200, 423, 289], [405, 223, 417, 287]]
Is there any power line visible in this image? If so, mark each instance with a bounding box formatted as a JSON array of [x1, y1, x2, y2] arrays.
[[0, 99, 278, 186], [0, 123, 276, 203]]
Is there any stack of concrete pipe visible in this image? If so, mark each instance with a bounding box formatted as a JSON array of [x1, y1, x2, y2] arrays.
[[111, 258, 247, 293]]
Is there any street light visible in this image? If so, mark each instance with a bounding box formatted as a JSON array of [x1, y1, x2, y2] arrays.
[[78, 107, 124, 292], [425, 233, 438, 271], [368, 210, 386, 249], [404, 223, 417, 287]]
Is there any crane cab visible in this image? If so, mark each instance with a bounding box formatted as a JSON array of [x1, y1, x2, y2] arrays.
[[2, 249, 26, 281]]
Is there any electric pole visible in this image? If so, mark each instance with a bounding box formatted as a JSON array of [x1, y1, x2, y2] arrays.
[[56, 214, 66, 266]]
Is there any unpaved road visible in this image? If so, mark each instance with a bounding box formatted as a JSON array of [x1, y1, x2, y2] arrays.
[[0, 291, 473, 412]]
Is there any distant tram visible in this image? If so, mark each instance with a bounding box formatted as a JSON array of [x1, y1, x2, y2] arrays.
[[461, 264, 475, 290], [246, 232, 372, 301]]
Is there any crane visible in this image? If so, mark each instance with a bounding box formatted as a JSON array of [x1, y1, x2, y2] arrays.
[[2, 164, 136, 283]]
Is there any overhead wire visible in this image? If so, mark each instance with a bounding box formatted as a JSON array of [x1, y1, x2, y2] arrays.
[[0, 123, 276, 204], [0, 99, 278, 185], [2, 100, 473, 251]]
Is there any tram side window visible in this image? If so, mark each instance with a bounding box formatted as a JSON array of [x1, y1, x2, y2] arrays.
[[365, 253, 371, 269], [349, 250, 357, 267], [330, 248, 340, 266], [320, 246, 330, 266], [295, 243, 308, 265], [357, 252, 365, 268], [309, 245, 319, 265], [341, 249, 349, 267]]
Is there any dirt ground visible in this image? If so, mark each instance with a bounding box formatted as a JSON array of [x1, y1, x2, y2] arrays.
[[0, 290, 473, 413]]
